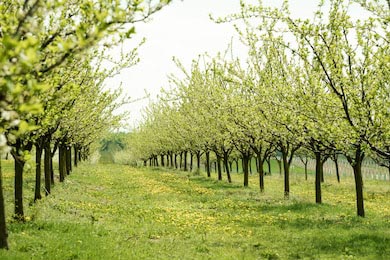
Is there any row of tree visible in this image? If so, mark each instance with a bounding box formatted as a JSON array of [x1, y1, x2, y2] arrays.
[[0, 0, 172, 250], [130, 0, 390, 218]]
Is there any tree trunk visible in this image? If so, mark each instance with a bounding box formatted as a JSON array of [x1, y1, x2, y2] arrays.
[[59, 145, 66, 182], [184, 151, 188, 171], [314, 151, 323, 204], [50, 142, 57, 186], [0, 159, 9, 249], [190, 152, 193, 172], [281, 151, 290, 198], [242, 154, 249, 187], [206, 151, 211, 177], [34, 143, 43, 201], [74, 145, 78, 167], [66, 146, 71, 175], [223, 151, 232, 183], [155, 155, 159, 167], [334, 156, 340, 183], [44, 139, 51, 195], [352, 151, 365, 217], [249, 157, 253, 175], [216, 154, 222, 181], [174, 153, 178, 169], [236, 159, 239, 173], [14, 156, 25, 220], [266, 157, 272, 175], [196, 152, 201, 171], [276, 157, 282, 175], [179, 152, 183, 169], [304, 161, 307, 181], [161, 154, 165, 167], [170, 152, 174, 168], [256, 154, 265, 192], [229, 161, 233, 173]]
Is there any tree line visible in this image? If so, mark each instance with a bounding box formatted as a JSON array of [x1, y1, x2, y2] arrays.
[[0, 0, 172, 250], [130, 0, 390, 219]]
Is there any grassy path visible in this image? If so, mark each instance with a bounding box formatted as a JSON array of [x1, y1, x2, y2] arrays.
[[0, 163, 389, 259]]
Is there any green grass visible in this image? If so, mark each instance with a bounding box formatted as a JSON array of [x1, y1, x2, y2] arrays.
[[0, 160, 389, 259]]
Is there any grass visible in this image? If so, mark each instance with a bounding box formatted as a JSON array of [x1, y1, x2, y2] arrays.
[[0, 160, 389, 259]]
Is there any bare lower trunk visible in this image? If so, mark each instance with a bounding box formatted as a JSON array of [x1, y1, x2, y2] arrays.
[[216, 155, 222, 181], [206, 151, 211, 177], [257, 156, 265, 192], [243, 155, 249, 187], [352, 152, 365, 217], [184, 151, 188, 171], [66, 146, 71, 175], [196, 152, 201, 171], [44, 139, 51, 195], [161, 154, 165, 167], [282, 153, 290, 198], [190, 153, 193, 172], [314, 152, 323, 204], [335, 157, 340, 183], [266, 157, 272, 175], [0, 160, 9, 249], [34, 144, 43, 201], [14, 157, 25, 220], [59, 145, 66, 182], [74, 145, 78, 167], [223, 151, 232, 183]]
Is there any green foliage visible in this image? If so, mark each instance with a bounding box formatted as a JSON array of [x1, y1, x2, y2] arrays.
[[0, 162, 389, 259]]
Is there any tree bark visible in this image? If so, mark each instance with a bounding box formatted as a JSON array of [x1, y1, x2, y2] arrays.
[[170, 152, 174, 168], [0, 159, 9, 249], [216, 154, 222, 181], [184, 151, 188, 171], [256, 154, 265, 192], [314, 151, 323, 204], [350, 148, 365, 217], [196, 151, 201, 172], [14, 156, 25, 220], [206, 151, 211, 177], [59, 144, 66, 182], [280, 143, 299, 199], [74, 145, 78, 167], [50, 141, 58, 185], [161, 154, 165, 167], [34, 142, 43, 201], [223, 150, 232, 183], [281, 152, 290, 198], [190, 152, 193, 172], [334, 155, 340, 183], [266, 157, 272, 175], [66, 146, 71, 175], [242, 154, 249, 187], [11, 139, 32, 221], [44, 138, 52, 195], [249, 157, 253, 175]]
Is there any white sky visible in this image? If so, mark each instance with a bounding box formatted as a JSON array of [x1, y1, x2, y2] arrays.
[[104, 0, 367, 129]]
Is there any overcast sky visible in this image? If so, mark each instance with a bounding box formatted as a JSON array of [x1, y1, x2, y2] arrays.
[[105, 0, 366, 129]]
